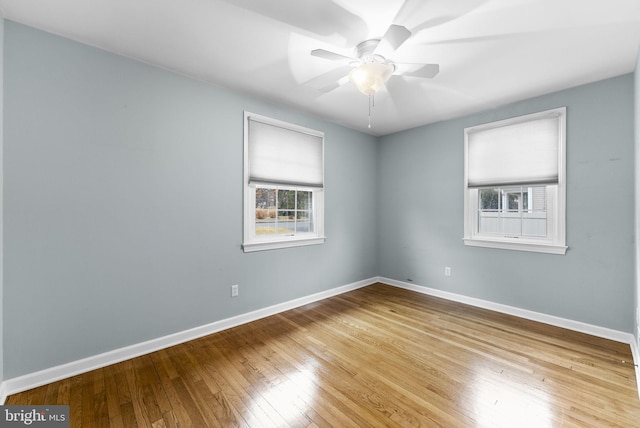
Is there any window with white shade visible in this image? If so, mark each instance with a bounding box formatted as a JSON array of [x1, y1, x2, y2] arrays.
[[463, 107, 567, 254], [243, 112, 325, 252]]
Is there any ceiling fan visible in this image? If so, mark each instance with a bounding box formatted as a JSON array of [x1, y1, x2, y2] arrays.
[[310, 24, 439, 96]]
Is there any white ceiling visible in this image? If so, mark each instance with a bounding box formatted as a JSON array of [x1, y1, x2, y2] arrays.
[[1, 0, 639, 136]]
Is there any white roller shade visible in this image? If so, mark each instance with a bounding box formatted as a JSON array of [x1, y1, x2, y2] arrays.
[[248, 116, 324, 188], [467, 113, 562, 188]]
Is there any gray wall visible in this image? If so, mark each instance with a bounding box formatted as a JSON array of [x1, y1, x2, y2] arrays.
[[635, 49, 640, 349], [0, 15, 4, 387], [3, 22, 378, 378], [378, 74, 636, 333]]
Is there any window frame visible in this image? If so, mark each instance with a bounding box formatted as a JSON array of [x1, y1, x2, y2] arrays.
[[463, 107, 567, 255], [242, 112, 325, 253]]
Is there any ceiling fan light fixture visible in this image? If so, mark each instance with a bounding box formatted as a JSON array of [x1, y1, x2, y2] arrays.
[[348, 62, 394, 95]]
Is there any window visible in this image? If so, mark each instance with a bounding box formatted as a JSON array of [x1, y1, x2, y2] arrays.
[[463, 107, 567, 254], [243, 112, 325, 252]]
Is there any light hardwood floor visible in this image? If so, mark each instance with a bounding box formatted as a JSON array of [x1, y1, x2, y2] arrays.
[[6, 283, 640, 427]]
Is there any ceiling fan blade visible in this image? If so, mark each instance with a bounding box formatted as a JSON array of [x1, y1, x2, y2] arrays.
[[392, 0, 489, 36], [302, 65, 352, 92], [385, 76, 414, 113], [318, 76, 351, 93], [374, 25, 412, 57], [392, 0, 424, 26], [401, 63, 440, 78], [310, 49, 353, 62], [217, 0, 368, 45]]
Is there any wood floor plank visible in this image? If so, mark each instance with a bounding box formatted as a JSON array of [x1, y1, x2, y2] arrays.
[[42, 378, 61, 404], [104, 365, 126, 428], [170, 376, 219, 427], [55, 376, 72, 405], [147, 351, 200, 428], [6, 283, 640, 427], [68, 375, 84, 428], [118, 401, 138, 428], [200, 338, 279, 428], [122, 359, 155, 427], [185, 342, 250, 427]]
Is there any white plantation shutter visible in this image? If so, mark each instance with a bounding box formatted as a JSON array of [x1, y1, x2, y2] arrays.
[[466, 111, 563, 188], [247, 116, 324, 188]]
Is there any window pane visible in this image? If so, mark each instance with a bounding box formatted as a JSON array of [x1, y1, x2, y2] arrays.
[[480, 189, 499, 210], [478, 186, 547, 238], [522, 187, 547, 237], [255, 208, 276, 221], [296, 211, 313, 233], [507, 192, 520, 210], [277, 210, 295, 234], [255, 188, 276, 235], [256, 188, 276, 209], [297, 191, 312, 210], [278, 190, 295, 209], [279, 210, 294, 220], [531, 186, 546, 210]]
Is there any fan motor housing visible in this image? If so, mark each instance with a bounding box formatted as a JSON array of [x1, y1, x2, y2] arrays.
[[354, 39, 381, 60]]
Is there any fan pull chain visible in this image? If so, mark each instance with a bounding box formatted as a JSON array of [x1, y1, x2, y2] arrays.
[[368, 94, 375, 129]]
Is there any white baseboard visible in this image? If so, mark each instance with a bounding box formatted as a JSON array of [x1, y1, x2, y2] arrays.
[[0, 277, 377, 401], [380, 277, 636, 345], [0, 381, 6, 406], [631, 339, 640, 400]]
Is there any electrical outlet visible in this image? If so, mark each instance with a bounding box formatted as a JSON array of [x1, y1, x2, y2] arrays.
[[444, 267, 451, 276], [231, 284, 239, 297]]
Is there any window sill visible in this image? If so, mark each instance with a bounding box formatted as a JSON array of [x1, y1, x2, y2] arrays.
[[242, 236, 326, 253], [463, 237, 567, 255]]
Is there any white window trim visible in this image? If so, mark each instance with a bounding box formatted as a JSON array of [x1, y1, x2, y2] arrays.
[[242, 112, 326, 253], [463, 107, 567, 255]]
